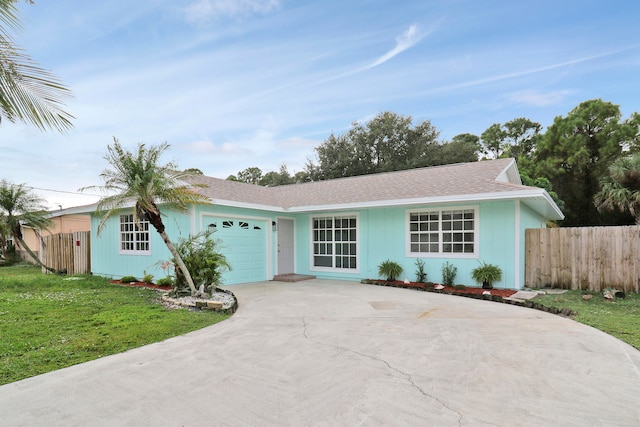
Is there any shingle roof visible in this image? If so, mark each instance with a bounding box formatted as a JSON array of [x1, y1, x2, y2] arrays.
[[186, 159, 564, 219]]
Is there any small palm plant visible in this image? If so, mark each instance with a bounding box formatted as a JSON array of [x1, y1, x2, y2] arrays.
[[471, 262, 502, 289], [378, 259, 403, 282], [172, 230, 231, 296]]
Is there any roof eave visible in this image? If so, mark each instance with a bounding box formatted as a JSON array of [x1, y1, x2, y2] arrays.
[[287, 189, 564, 220], [208, 199, 286, 213], [495, 158, 522, 185]]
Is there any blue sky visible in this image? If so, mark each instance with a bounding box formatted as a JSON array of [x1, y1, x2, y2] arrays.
[[2, 0, 640, 208]]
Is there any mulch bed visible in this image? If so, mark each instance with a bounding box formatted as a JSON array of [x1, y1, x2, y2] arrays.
[[367, 279, 517, 298], [109, 280, 172, 291]]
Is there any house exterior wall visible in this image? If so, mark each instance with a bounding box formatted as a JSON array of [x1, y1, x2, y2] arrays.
[[292, 200, 545, 289], [89, 200, 548, 289], [19, 214, 90, 263], [90, 209, 190, 280]]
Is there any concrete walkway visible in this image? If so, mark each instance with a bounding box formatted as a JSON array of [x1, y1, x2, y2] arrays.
[[1, 280, 639, 426]]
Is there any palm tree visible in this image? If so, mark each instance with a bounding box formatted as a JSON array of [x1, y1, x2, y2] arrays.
[[85, 138, 209, 296], [0, 179, 55, 270], [595, 154, 640, 223], [0, 0, 74, 132]]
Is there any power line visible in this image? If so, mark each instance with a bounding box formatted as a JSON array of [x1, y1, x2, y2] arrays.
[[24, 186, 102, 197]]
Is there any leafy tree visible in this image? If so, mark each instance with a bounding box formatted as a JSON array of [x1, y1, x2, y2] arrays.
[[480, 124, 506, 159], [313, 111, 442, 179], [0, 179, 55, 271], [0, 0, 73, 131], [184, 167, 203, 175], [595, 154, 640, 223], [535, 99, 639, 226], [85, 138, 209, 296], [235, 167, 263, 184], [439, 133, 480, 164], [480, 118, 542, 162], [502, 118, 542, 161], [260, 164, 294, 187], [298, 158, 322, 182]]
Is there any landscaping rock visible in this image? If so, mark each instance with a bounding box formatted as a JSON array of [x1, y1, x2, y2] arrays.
[[207, 301, 223, 309]]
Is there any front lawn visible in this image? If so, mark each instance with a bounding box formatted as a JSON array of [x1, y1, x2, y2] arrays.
[[532, 290, 640, 350], [0, 264, 230, 385]]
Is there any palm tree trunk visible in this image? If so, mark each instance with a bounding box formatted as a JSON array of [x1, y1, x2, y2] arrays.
[[158, 230, 198, 296], [15, 236, 56, 273]]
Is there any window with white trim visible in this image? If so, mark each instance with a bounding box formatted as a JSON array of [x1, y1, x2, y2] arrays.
[[408, 208, 476, 256], [312, 215, 358, 270], [119, 214, 150, 254]]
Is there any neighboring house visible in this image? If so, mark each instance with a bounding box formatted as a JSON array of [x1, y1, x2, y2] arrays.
[[18, 204, 92, 263], [88, 159, 563, 289]]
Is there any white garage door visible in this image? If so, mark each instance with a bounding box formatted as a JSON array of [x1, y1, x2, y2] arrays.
[[207, 217, 268, 284]]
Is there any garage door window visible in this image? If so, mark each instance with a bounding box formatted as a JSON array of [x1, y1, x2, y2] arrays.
[[312, 214, 358, 271]]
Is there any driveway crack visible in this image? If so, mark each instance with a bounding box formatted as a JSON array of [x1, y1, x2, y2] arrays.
[[301, 317, 463, 425]]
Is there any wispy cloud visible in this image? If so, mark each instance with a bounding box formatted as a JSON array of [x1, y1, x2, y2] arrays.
[[315, 22, 435, 85], [185, 140, 250, 156], [423, 47, 638, 95], [508, 89, 574, 107], [184, 0, 281, 23], [368, 24, 424, 69]]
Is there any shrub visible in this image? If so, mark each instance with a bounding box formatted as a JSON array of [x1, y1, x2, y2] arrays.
[[471, 262, 502, 289], [156, 277, 174, 287], [378, 259, 403, 282], [441, 262, 457, 286], [415, 258, 427, 283], [0, 242, 18, 266], [141, 271, 154, 284], [172, 230, 231, 296], [120, 275, 138, 283]]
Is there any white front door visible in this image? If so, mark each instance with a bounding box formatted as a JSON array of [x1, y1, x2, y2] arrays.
[[277, 218, 294, 274]]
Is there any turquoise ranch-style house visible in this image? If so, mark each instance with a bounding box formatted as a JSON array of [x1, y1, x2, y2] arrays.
[[87, 158, 563, 289]]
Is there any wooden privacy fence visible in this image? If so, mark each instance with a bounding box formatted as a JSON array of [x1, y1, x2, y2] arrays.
[[41, 231, 91, 275], [525, 226, 640, 293]]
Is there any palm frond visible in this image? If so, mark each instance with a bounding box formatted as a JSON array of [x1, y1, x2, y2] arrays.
[[596, 154, 640, 223], [89, 138, 210, 234], [0, 1, 73, 132], [0, 179, 52, 235]]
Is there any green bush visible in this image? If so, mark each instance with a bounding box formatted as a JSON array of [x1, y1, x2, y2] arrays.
[[415, 258, 427, 283], [172, 230, 231, 296], [471, 262, 502, 289], [141, 271, 154, 284], [441, 262, 457, 286], [0, 242, 18, 266], [378, 259, 403, 281], [156, 277, 174, 287], [120, 275, 138, 283]]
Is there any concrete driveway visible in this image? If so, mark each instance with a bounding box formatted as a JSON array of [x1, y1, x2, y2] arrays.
[[1, 279, 639, 426]]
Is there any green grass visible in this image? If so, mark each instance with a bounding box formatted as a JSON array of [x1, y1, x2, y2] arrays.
[[0, 264, 230, 385], [533, 290, 640, 350]]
